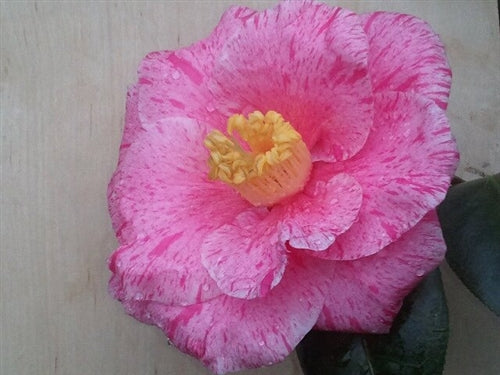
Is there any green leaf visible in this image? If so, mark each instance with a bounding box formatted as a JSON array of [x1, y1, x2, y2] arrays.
[[437, 174, 500, 315], [297, 269, 448, 375]]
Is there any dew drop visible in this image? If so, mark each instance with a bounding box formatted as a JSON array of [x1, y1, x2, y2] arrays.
[[258, 340, 265, 346], [134, 292, 144, 300], [116, 260, 122, 269], [416, 269, 425, 277], [202, 284, 209, 292], [205, 103, 215, 112], [171, 70, 181, 80]]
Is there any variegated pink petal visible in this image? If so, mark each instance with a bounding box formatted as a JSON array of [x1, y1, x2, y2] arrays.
[[315, 210, 446, 333], [146, 255, 325, 374], [108, 85, 141, 237], [120, 85, 142, 149], [108, 116, 249, 244], [210, 1, 373, 161], [317, 91, 458, 260], [201, 209, 287, 299], [137, 47, 231, 132], [274, 171, 362, 251], [107, 117, 250, 305], [109, 229, 222, 307], [360, 12, 452, 109]]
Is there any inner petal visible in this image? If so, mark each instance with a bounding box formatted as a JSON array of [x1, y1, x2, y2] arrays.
[[204, 110, 312, 206]]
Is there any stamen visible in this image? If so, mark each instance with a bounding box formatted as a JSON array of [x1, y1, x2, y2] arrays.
[[204, 111, 312, 206]]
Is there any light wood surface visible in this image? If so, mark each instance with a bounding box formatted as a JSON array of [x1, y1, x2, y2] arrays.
[[1, 1, 499, 375]]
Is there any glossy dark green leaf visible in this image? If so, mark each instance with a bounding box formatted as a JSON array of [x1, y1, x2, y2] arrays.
[[437, 174, 500, 315], [297, 269, 448, 375]]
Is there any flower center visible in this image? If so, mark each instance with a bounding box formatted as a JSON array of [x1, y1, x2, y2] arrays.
[[204, 110, 312, 206]]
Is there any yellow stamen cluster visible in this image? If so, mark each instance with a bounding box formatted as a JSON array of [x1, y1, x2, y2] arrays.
[[204, 110, 312, 206]]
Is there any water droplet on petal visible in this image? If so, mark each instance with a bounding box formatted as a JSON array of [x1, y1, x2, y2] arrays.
[[202, 284, 209, 292], [258, 340, 265, 346], [206, 103, 215, 112], [416, 269, 425, 277], [171, 70, 180, 80], [134, 292, 144, 300]]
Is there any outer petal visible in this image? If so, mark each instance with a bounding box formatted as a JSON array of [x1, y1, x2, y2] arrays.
[[146, 255, 325, 374], [200, 209, 287, 299], [316, 210, 446, 333], [211, 1, 373, 162], [319, 91, 458, 260], [120, 84, 142, 150], [360, 12, 452, 109], [109, 229, 223, 306], [275, 170, 363, 251]]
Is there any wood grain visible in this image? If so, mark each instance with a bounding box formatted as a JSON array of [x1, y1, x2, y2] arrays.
[[1, 1, 499, 374]]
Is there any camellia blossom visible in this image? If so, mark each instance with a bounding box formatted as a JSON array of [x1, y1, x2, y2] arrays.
[[107, 1, 459, 374]]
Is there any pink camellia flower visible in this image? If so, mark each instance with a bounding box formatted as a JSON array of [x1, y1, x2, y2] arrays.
[[107, 1, 458, 373]]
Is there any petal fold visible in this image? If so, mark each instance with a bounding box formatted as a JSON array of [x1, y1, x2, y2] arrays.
[[361, 12, 452, 109], [201, 209, 287, 299], [276, 170, 362, 251], [109, 229, 222, 307]]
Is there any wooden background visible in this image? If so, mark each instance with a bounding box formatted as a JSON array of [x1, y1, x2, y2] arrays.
[[1, 1, 499, 374]]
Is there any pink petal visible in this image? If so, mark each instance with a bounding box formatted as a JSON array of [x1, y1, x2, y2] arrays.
[[137, 47, 230, 132], [145, 255, 325, 374], [201, 209, 287, 299], [275, 170, 363, 251], [120, 85, 142, 148], [137, 2, 373, 162], [108, 116, 249, 244], [361, 12, 452, 109], [108, 85, 141, 237], [109, 229, 222, 307], [316, 210, 446, 333], [208, 1, 374, 161], [107, 117, 249, 306], [318, 91, 458, 260]]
